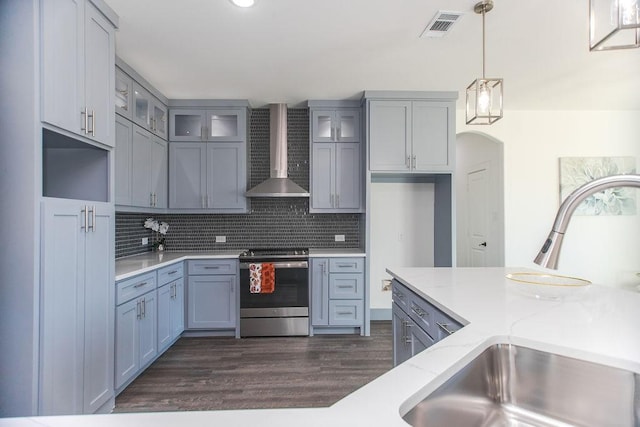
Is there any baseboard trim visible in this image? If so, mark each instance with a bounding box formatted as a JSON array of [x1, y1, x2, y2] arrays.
[[370, 308, 392, 321]]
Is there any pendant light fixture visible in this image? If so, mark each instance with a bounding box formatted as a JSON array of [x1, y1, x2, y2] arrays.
[[590, 0, 640, 50], [466, 0, 503, 125]]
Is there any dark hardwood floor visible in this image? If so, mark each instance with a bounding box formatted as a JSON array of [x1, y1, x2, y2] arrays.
[[114, 321, 392, 412]]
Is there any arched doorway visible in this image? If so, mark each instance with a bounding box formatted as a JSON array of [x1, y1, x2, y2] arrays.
[[456, 132, 505, 267]]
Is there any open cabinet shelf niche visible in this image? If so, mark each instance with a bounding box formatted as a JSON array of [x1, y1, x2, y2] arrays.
[[43, 129, 109, 202]]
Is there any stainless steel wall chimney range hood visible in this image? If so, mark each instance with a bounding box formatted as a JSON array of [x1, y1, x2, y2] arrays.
[[245, 104, 310, 198]]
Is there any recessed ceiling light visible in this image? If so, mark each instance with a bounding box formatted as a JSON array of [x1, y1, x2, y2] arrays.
[[230, 0, 255, 7]]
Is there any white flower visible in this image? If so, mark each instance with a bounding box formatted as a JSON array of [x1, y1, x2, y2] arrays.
[[151, 221, 160, 232], [159, 222, 169, 235], [143, 218, 156, 229]]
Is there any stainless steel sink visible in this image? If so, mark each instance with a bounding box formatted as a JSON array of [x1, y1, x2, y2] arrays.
[[403, 344, 639, 427]]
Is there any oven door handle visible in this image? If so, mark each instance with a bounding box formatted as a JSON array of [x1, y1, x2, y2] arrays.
[[240, 261, 308, 269]]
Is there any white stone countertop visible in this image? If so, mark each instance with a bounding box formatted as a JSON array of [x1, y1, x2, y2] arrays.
[[115, 251, 244, 281], [116, 249, 366, 281], [6, 267, 640, 426], [308, 248, 366, 257]]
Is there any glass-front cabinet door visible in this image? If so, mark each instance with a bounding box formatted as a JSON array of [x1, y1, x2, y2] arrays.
[[311, 109, 360, 143], [132, 82, 151, 130], [151, 101, 168, 139], [115, 68, 132, 120], [335, 110, 360, 142], [169, 109, 206, 141], [206, 109, 246, 142]]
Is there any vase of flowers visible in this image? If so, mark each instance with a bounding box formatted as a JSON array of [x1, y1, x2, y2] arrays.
[[144, 218, 169, 251]]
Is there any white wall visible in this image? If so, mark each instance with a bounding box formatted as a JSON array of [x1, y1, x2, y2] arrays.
[[369, 182, 435, 310], [457, 110, 640, 290]]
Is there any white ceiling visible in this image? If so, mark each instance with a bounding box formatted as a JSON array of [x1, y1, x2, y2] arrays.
[[104, 0, 640, 110]]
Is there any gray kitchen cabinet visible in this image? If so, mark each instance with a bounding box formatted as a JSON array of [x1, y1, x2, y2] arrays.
[[169, 142, 247, 212], [310, 143, 362, 212], [132, 82, 168, 139], [157, 263, 184, 352], [41, 0, 115, 147], [310, 258, 330, 326], [310, 257, 365, 335], [392, 279, 461, 367], [392, 303, 412, 365], [114, 272, 158, 390], [40, 198, 114, 415], [114, 116, 132, 205], [169, 108, 246, 142], [311, 108, 360, 143], [367, 97, 455, 173], [115, 68, 133, 120], [187, 259, 238, 330], [127, 125, 167, 208]]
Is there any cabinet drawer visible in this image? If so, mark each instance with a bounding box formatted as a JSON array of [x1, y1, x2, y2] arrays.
[[329, 257, 364, 273], [408, 295, 437, 339], [434, 310, 463, 341], [328, 300, 363, 326], [117, 272, 156, 305], [329, 274, 364, 299], [157, 262, 184, 286], [188, 259, 238, 275], [391, 280, 411, 312]]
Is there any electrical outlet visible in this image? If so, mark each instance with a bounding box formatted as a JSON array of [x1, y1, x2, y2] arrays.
[[382, 279, 392, 291], [142, 237, 149, 245], [334, 234, 345, 242], [215, 236, 226, 243]]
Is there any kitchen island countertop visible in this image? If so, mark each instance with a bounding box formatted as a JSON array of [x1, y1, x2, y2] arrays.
[[6, 267, 640, 426]]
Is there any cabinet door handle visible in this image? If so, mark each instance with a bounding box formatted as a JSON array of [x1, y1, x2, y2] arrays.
[[203, 266, 220, 270], [406, 155, 411, 169], [336, 311, 352, 315], [154, 193, 158, 207], [136, 301, 141, 320], [168, 270, 178, 275], [88, 206, 96, 231], [81, 108, 88, 134], [133, 281, 148, 288], [404, 320, 412, 344], [335, 194, 340, 208], [88, 110, 95, 137], [142, 297, 146, 318], [412, 155, 416, 169], [437, 322, 456, 336], [81, 206, 88, 232], [150, 193, 154, 207], [336, 285, 352, 289]]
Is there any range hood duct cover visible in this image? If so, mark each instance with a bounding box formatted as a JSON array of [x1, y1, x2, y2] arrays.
[[245, 104, 310, 198]]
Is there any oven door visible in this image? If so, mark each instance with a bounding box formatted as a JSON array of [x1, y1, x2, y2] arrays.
[[239, 260, 309, 318]]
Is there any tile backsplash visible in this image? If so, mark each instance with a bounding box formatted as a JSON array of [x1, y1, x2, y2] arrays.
[[116, 108, 363, 258]]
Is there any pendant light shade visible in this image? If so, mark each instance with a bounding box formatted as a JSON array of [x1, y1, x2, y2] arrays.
[[589, 0, 640, 51], [466, 0, 503, 125]]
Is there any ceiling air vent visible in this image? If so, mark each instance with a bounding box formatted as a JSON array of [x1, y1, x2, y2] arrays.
[[420, 11, 464, 38]]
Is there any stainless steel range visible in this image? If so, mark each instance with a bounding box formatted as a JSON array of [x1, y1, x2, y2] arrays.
[[239, 248, 309, 337]]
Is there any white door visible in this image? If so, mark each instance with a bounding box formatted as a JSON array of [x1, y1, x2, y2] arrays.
[[467, 168, 489, 267]]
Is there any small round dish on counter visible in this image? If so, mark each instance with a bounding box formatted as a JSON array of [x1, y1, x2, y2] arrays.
[[506, 272, 591, 300]]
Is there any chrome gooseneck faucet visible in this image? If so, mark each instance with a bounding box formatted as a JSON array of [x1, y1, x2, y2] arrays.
[[534, 174, 640, 269]]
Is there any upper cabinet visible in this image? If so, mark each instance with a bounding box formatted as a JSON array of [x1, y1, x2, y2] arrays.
[[41, 0, 116, 147], [115, 68, 133, 120], [311, 109, 360, 143], [132, 82, 168, 139], [308, 101, 364, 213], [169, 108, 246, 142], [365, 92, 457, 173], [115, 60, 169, 140]]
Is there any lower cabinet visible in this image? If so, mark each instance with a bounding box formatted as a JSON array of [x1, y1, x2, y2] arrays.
[[310, 257, 365, 335], [115, 262, 185, 393], [186, 259, 238, 330], [157, 278, 184, 352], [392, 279, 462, 366], [115, 288, 157, 390], [40, 199, 114, 415]]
